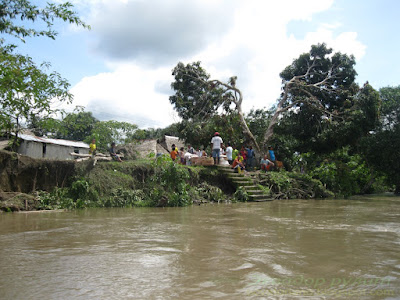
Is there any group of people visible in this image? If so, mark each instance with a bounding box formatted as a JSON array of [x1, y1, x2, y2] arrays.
[[90, 133, 277, 170], [209, 132, 277, 173], [169, 143, 208, 165]]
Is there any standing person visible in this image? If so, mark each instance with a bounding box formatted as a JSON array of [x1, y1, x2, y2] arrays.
[[232, 146, 239, 161], [240, 146, 247, 166], [89, 138, 96, 156], [260, 154, 274, 172], [268, 146, 276, 162], [184, 151, 193, 166], [170, 144, 179, 161], [179, 147, 185, 164], [246, 146, 255, 170], [109, 142, 122, 162], [187, 145, 195, 154], [211, 132, 223, 165], [225, 143, 233, 164]]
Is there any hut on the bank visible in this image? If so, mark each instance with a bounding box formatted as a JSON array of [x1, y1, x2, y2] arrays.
[[15, 133, 89, 160], [125, 136, 183, 159], [123, 139, 169, 159], [161, 135, 185, 152]]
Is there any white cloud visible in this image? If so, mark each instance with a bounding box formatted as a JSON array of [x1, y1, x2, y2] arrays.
[[70, 65, 179, 128], [69, 0, 366, 128]]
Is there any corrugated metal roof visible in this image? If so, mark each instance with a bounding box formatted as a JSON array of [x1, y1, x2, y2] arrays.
[[16, 133, 89, 148]]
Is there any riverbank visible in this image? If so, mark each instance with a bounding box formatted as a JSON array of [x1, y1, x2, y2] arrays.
[[0, 150, 334, 211], [0, 150, 235, 211]]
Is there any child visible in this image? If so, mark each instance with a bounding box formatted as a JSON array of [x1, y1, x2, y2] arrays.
[[89, 138, 96, 156], [232, 154, 245, 173], [170, 144, 179, 161]]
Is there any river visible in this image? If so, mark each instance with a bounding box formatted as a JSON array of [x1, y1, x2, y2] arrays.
[[0, 195, 399, 299]]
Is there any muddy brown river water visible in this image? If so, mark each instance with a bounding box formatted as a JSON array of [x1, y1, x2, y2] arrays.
[[0, 195, 399, 299]]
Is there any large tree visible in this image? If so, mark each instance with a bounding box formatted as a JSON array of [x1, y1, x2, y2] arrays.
[[275, 82, 380, 154], [170, 61, 260, 152], [55, 108, 98, 141], [361, 86, 400, 194], [89, 120, 138, 152], [169, 44, 378, 157], [0, 47, 72, 143], [263, 43, 359, 149], [0, 0, 89, 142]]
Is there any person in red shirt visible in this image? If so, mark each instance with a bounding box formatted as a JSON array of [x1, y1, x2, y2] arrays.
[[232, 154, 245, 173], [240, 146, 247, 166]]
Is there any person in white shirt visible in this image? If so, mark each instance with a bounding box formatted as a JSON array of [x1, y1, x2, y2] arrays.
[[225, 143, 233, 164], [211, 132, 223, 165], [261, 154, 275, 172]]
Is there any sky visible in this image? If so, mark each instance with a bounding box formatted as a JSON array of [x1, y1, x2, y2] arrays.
[[9, 0, 400, 129]]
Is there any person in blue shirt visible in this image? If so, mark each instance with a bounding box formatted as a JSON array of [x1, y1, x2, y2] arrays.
[[268, 146, 276, 162], [246, 146, 255, 170]]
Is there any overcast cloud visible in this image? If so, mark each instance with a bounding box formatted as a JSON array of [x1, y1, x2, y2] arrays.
[[69, 0, 367, 128], [89, 0, 237, 66]]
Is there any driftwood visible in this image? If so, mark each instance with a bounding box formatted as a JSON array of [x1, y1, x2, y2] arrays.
[[69, 152, 118, 158], [70, 152, 124, 166]]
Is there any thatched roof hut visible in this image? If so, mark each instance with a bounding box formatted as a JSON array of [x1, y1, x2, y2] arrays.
[[161, 135, 185, 152]]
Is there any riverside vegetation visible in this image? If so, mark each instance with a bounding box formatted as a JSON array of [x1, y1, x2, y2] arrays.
[[1, 146, 390, 212]]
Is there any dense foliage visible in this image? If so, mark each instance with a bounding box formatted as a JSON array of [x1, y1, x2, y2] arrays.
[[360, 86, 400, 193], [169, 61, 235, 121], [36, 157, 227, 209]]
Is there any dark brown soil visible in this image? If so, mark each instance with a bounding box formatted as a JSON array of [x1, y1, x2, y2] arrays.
[[0, 150, 76, 194]]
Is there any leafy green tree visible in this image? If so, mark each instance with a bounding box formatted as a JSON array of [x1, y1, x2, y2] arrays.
[[246, 108, 274, 146], [89, 120, 138, 152], [361, 86, 400, 194], [55, 108, 98, 141], [170, 61, 260, 152], [275, 83, 380, 155], [0, 0, 89, 143], [27, 114, 61, 137], [379, 86, 400, 129], [174, 113, 245, 152], [0, 47, 72, 144], [128, 128, 163, 141], [158, 123, 181, 139], [170, 62, 225, 120], [305, 147, 377, 197], [263, 43, 359, 149]]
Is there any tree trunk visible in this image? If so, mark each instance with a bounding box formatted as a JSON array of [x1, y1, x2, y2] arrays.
[[262, 85, 291, 153], [231, 85, 261, 154], [263, 109, 281, 152], [237, 106, 260, 153]]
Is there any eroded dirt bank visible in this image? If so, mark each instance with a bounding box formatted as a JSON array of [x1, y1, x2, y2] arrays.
[[0, 150, 76, 211]]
